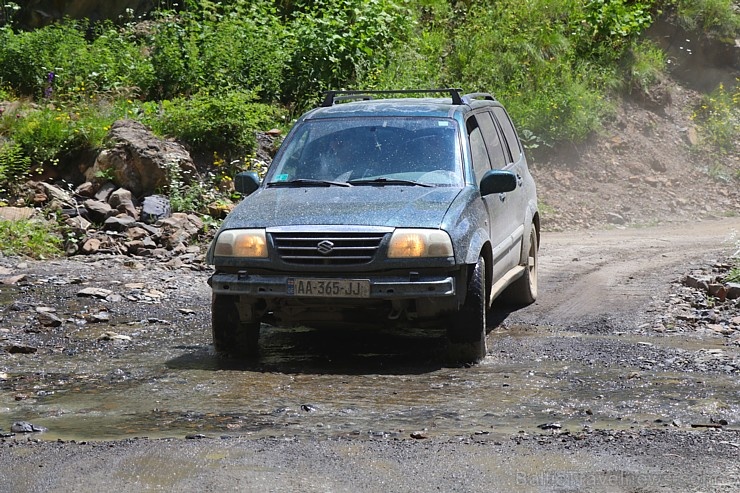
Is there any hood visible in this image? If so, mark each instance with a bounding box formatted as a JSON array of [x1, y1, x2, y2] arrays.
[[221, 186, 463, 230]]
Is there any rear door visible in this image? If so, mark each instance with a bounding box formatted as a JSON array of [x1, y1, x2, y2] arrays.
[[466, 111, 518, 281]]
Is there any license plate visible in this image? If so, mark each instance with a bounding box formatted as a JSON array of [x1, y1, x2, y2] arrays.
[[287, 278, 370, 298]]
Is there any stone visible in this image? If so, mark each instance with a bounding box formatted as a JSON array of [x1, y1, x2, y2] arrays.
[[85, 119, 197, 197], [77, 287, 113, 299], [707, 284, 727, 301], [10, 421, 47, 433], [103, 215, 136, 232], [94, 181, 117, 202], [37, 311, 63, 327], [75, 181, 96, 198], [97, 331, 132, 342], [81, 238, 101, 255], [37, 182, 75, 208], [141, 195, 171, 224], [0, 206, 35, 221], [83, 199, 114, 223], [1, 274, 26, 285], [726, 283, 740, 300], [108, 188, 133, 207], [606, 212, 626, 225]]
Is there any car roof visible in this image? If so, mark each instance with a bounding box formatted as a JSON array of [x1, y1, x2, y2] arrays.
[[302, 89, 503, 121]]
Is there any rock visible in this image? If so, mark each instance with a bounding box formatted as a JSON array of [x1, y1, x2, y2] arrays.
[[727, 283, 740, 300], [141, 195, 171, 224], [410, 431, 428, 439], [37, 182, 75, 208], [707, 284, 727, 301], [0, 206, 35, 221], [1, 274, 26, 285], [94, 182, 117, 202], [5, 344, 37, 354], [10, 421, 47, 433], [85, 119, 197, 197], [37, 311, 63, 327], [81, 238, 102, 255], [606, 212, 626, 225], [75, 181, 96, 198], [97, 331, 131, 341], [83, 199, 114, 223], [684, 275, 710, 290], [649, 158, 667, 172], [64, 216, 92, 234], [103, 215, 136, 232], [537, 422, 562, 430], [77, 287, 113, 299]]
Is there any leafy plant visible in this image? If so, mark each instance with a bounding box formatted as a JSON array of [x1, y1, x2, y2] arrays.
[[670, 0, 740, 38], [692, 81, 740, 153], [0, 218, 62, 258], [0, 141, 32, 187], [624, 39, 667, 94], [142, 90, 283, 159]]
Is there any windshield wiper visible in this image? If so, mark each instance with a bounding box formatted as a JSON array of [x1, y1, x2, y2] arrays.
[[348, 178, 433, 187], [267, 178, 352, 188]]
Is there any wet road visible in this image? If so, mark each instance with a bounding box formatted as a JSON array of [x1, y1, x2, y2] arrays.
[[2, 218, 739, 442]]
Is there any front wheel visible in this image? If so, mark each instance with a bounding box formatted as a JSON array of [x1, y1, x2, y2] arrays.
[[447, 256, 487, 364], [212, 294, 260, 357]]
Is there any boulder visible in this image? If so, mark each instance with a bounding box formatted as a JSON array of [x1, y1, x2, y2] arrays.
[[84, 120, 197, 198], [141, 195, 171, 224]]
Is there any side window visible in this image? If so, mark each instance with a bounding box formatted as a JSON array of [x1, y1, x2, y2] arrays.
[[493, 107, 522, 163], [476, 111, 508, 169], [467, 117, 491, 182]]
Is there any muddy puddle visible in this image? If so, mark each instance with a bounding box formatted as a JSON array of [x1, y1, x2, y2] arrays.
[[3, 302, 738, 442]]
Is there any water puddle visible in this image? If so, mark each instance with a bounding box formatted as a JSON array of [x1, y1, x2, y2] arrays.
[[2, 317, 738, 442]]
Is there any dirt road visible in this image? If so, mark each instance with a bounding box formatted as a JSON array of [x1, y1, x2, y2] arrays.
[[1, 218, 739, 492]]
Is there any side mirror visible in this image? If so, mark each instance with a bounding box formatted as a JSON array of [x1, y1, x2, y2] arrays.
[[479, 170, 517, 196], [234, 171, 260, 196]]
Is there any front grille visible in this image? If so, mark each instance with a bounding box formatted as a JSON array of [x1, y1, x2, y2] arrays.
[[272, 232, 385, 265]]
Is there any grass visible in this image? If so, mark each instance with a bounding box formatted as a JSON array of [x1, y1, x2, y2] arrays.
[[0, 218, 62, 258]]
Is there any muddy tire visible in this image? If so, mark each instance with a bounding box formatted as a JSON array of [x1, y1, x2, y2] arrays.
[[502, 225, 538, 305], [447, 256, 487, 364], [212, 294, 260, 357]]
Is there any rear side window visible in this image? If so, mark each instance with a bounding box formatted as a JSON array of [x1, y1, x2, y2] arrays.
[[476, 111, 507, 170], [467, 118, 491, 183], [493, 107, 522, 163]]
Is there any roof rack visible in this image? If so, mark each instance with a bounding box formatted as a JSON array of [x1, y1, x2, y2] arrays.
[[462, 92, 496, 103], [321, 88, 465, 107]]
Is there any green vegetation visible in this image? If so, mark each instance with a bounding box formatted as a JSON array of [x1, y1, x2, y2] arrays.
[[0, 0, 735, 239], [0, 218, 62, 258]]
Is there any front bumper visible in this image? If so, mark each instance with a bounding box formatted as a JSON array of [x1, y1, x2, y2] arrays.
[[209, 272, 456, 299]]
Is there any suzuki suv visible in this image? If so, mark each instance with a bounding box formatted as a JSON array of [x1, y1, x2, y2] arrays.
[[207, 89, 539, 363]]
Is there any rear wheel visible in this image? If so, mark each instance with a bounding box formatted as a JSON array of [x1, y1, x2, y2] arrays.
[[502, 225, 538, 305], [212, 294, 260, 357], [447, 256, 487, 364]]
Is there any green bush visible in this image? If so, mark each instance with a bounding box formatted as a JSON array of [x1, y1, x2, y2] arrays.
[[6, 100, 118, 165], [283, 0, 413, 109], [0, 218, 62, 258], [624, 39, 667, 94], [0, 141, 31, 186], [142, 90, 284, 159], [670, 0, 740, 38], [692, 82, 740, 153], [0, 21, 153, 100], [148, 1, 290, 102]]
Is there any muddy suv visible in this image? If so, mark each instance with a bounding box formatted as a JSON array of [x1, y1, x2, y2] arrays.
[[207, 88, 539, 363]]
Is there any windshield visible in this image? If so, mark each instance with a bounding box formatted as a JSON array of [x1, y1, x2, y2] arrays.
[[266, 117, 463, 187]]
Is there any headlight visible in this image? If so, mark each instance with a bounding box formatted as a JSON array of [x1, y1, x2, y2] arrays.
[[388, 229, 453, 258], [213, 229, 268, 258]]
